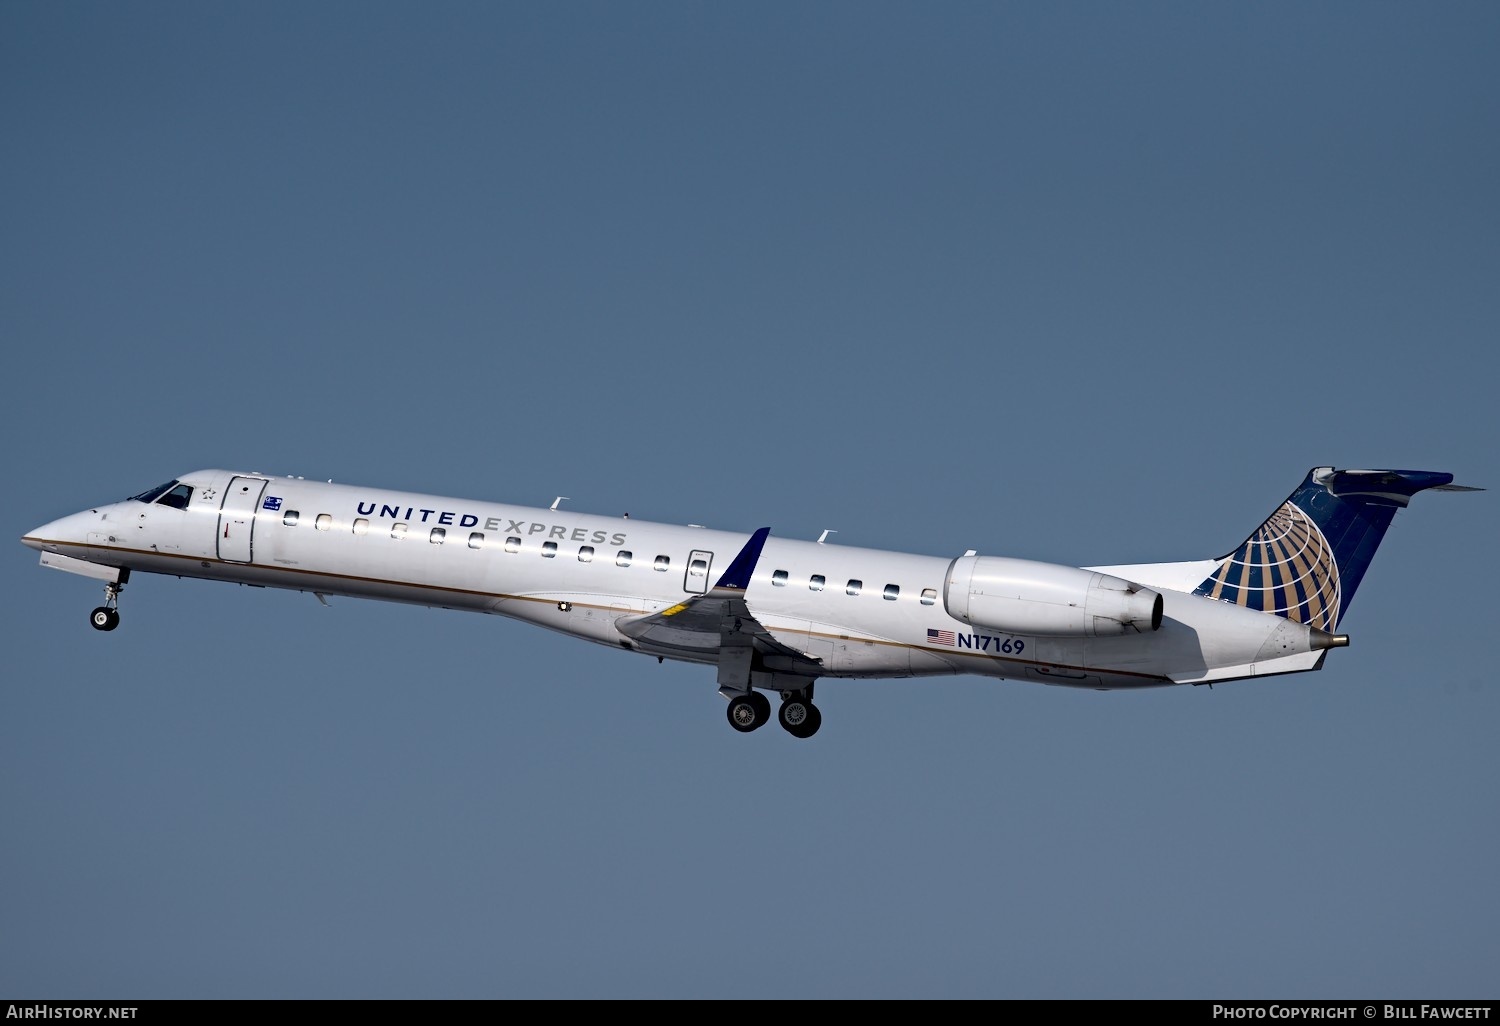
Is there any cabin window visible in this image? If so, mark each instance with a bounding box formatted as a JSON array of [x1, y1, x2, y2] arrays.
[[391, 523, 408, 539], [469, 532, 484, 549], [654, 555, 670, 572], [315, 514, 332, 531], [772, 570, 788, 586], [809, 575, 826, 592], [430, 528, 445, 544], [846, 579, 862, 596], [921, 588, 937, 606], [282, 510, 300, 527], [542, 541, 557, 558], [688, 558, 708, 578], [504, 536, 521, 553], [883, 584, 899, 601], [616, 550, 633, 567], [578, 545, 594, 562], [352, 518, 369, 536]]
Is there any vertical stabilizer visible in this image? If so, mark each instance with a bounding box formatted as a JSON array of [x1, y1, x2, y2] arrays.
[[1193, 468, 1457, 630]]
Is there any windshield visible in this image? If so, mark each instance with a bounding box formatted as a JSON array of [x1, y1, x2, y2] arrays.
[[129, 480, 179, 503]]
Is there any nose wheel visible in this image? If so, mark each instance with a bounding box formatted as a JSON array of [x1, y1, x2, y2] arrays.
[[90, 581, 123, 632]]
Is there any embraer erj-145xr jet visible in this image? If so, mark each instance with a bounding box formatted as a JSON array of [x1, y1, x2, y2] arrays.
[[22, 466, 1476, 738]]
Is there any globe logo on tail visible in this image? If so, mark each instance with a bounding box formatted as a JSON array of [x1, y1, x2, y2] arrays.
[[1193, 501, 1341, 631]]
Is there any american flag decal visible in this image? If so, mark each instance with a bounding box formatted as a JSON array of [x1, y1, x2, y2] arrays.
[[927, 629, 955, 646]]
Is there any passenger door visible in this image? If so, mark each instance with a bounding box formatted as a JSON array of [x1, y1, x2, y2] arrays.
[[683, 549, 714, 594], [217, 476, 268, 563]]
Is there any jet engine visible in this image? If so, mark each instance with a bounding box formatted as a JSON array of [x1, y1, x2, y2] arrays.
[[944, 555, 1163, 637]]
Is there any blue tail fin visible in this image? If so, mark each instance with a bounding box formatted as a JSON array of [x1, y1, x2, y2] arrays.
[[1192, 468, 1457, 630]]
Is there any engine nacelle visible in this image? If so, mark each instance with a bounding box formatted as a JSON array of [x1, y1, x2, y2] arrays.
[[944, 555, 1163, 637]]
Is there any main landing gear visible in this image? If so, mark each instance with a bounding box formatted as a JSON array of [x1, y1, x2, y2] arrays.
[[725, 686, 822, 739], [89, 580, 124, 632]]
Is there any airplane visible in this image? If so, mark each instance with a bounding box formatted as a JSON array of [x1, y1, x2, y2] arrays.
[[20, 465, 1478, 738]]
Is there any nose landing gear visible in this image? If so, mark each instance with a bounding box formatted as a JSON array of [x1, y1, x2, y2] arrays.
[[90, 580, 124, 632]]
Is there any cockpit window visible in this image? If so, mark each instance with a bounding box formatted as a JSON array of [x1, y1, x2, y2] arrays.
[[130, 481, 178, 503], [156, 484, 193, 510], [128, 481, 193, 509]]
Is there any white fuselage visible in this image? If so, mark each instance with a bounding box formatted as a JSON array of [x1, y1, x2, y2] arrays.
[[23, 469, 1336, 692]]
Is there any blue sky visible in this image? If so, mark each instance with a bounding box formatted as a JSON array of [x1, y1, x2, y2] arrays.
[[3, 1, 1496, 999]]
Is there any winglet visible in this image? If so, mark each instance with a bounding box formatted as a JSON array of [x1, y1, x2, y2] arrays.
[[713, 527, 770, 591]]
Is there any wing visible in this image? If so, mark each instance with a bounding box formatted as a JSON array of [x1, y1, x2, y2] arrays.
[[614, 527, 818, 672]]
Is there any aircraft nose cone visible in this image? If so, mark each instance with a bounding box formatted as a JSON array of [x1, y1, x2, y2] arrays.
[[21, 511, 98, 552], [21, 519, 61, 551]]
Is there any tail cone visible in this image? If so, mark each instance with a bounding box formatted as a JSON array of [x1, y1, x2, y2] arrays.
[[1310, 630, 1350, 651]]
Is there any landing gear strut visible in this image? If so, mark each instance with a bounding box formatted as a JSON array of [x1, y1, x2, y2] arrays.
[[90, 580, 123, 632]]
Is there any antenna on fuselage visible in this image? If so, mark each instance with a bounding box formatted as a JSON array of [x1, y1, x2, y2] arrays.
[[817, 530, 837, 544], [551, 496, 569, 511]]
